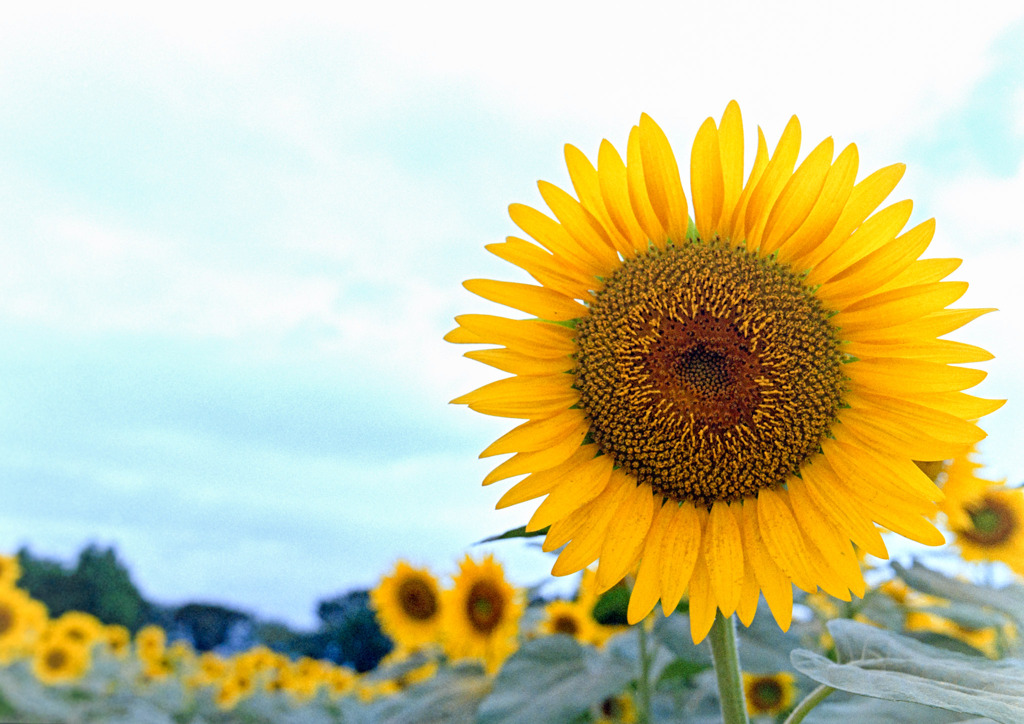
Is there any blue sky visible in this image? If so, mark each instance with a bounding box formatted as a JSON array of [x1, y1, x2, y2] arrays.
[[1, 3, 1022, 628]]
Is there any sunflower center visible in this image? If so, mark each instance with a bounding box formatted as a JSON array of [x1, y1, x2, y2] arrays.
[[552, 614, 579, 635], [574, 242, 845, 505], [751, 679, 783, 710], [962, 496, 1016, 546], [44, 647, 68, 671], [397, 577, 439, 621], [466, 580, 505, 634]]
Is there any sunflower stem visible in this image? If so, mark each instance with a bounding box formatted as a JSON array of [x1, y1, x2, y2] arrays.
[[708, 611, 749, 724], [782, 684, 834, 724], [637, 618, 653, 724]]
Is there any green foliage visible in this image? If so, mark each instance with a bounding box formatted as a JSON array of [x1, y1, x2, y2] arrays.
[[791, 619, 1024, 724], [310, 590, 392, 672], [16, 544, 148, 630], [475, 525, 549, 544]]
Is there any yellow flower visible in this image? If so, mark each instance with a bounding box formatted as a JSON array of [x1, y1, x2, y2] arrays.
[[538, 599, 597, 644], [32, 638, 91, 685], [441, 554, 524, 673], [370, 561, 444, 650], [938, 451, 1024, 574], [102, 624, 131, 659], [325, 665, 358, 699], [905, 610, 999, 658], [0, 555, 21, 589], [46, 611, 103, 648], [449, 102, 1000, 642], [0, 587, 36, 662], [743, 672, 797, 716], [134, 624, 166, 661], [595, 692, 638, 723]]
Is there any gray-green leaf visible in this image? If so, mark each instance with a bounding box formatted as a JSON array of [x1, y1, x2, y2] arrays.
[[791, 619, 1024, 724]]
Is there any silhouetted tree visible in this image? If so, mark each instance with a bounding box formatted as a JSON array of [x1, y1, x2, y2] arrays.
[[172, 603, 252, 652]]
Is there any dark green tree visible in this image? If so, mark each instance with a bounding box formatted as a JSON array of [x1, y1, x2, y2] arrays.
[[172, 603, 252, 652]]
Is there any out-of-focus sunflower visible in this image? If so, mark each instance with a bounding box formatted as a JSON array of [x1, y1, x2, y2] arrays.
[[370, 561, 444, 650], [32, 638, 91, 685], [938, 451, 1024, 574], [904, 610, 1000, 658], [0, 587, 35, 662], [449, 101, 1000, 641], [537, 599, 597, 643], [441, 554, 524, 673], [743, 671, 796, 717], [134, 624, 166, 661], [102, 624, 131, 659], [595, 692, 638, 723], [0, 555, 21, 588], [46, 611, 103, 648]]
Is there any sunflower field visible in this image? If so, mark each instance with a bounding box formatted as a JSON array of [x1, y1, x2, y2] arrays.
[[4, 96, 1024, 723]]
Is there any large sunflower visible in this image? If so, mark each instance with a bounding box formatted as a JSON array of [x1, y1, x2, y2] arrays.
[[448, 102, 1000, 642], [370, 561, 444, 650], [441, 554, 524, 672]]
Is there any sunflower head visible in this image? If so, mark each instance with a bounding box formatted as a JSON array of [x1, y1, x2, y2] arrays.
[[441, 553, 524, 673], [370, 560, 444, 651], [450, 102, 1000, 642], [32, 638, 91, 685], [743, 671, 797, 716], [538, 598, 597, 644]]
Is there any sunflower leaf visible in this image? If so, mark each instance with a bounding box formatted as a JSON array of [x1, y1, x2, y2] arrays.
[[790, 619, 1024, 724], [475, 525, 549, 544], [476, 635, 636, 724], [351, 662, 491, 724]]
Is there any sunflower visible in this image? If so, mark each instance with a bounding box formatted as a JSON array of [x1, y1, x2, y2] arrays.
[[441, 553, 524, 672], [0, 587, 35, 662], [370, 561, 444, 650], [103, 624, 131, 659], [448, 102, 1000, 642], [32, 638, 91, 685], [45, 611, 103, 648], [134, 623, 166, 661], [595, 692, 638, 724], [904, 610, 1000, 658], [743, 672, 796, 717], [940, 460, 1024, 574], [538, 598, 597, 643], [0, 555, 20, 589]]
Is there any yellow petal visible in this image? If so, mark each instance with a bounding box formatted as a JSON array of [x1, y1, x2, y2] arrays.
[[846, 390, 986, 449], [848, 357, 986, 395], [550, 474, 633, 575], [859, 307, 994, 344], [799, 162, 905, 271], [639, 114, 690, 244], [760, 137, 834, 255], [627, 125, 667, 249], [703, 501, 744, 617], [756, 487, 816, 592], [900, 391, 1004, 420], [807, 199, 914, 286], [690, 116, 723, 240], [597, 139, 647, 256], [717, 101, 745, 231], [627, 500, 669, 624], [687, 555, 717, 644], [452, 375, 578, 419], [486, 238, 595, 301], [741, 501, 793, 631], [836, 281, 969, 333], [727, 127, 770, 245], [538, 180, 621, 270], [496, 445, 599, 509], [774, 143, 858, 268], [877, 257, 961, 292], [843, 337, 993, 365], [817, 218, 935, 306], [833, 408, 968, 461], [564, 143, 632, 257], [454, 314, 575, 358], [596, 476, 656, 590], [529, 454, 614, 531], [659, 503, 704, 615], [509, 202, 606, 276], [800, 455, 888, 558], [788, 478, 866, 598], [736, 560, 760, 628], [481, 409, 589, 457], [463, 278, 587, 322], [744, 115, 802, 249], [464, 348, 572, 376], [481, 426, 587, 485]]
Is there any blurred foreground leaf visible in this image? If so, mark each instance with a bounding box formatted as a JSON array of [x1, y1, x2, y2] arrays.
[[802, 692, 997, 724], [476, 634, 637, 724], [348, 662, 491, 724], [791, 619, 1024, 724], [476, 526, 549, 544]]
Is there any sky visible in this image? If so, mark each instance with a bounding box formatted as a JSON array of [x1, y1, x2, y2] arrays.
[[0, 2, 1022, 629]]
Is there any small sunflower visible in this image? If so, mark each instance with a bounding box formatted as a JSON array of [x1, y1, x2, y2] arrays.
[[595, 692, 638, 724], [32, 638, 91, 685], [449, 102, 1000, 641], [939, 451, 1024, 574], [0, 587, 35, 662], [0, 555, 21, 588], [102, 624, 131, 659], [743, 672, 797, 717], [46, 611, 103, 648], [441, 554, 524, 672], [904, 610, 999, 658], [134, 623, 166, 661], [370, 561, 444, 650], [537, 598, 597, 643]]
